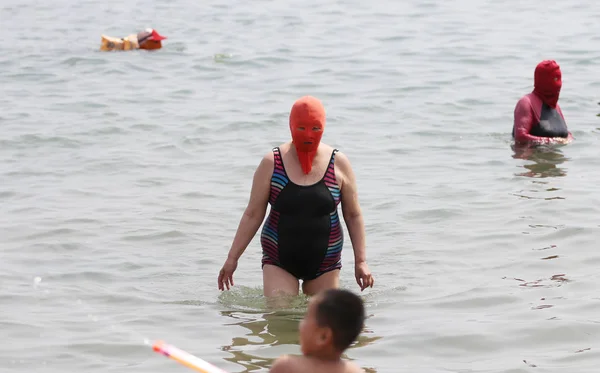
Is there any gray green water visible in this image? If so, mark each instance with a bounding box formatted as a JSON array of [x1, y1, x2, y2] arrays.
[[1, 0, 600, 372]]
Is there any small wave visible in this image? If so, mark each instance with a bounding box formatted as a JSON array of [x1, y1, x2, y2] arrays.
[[20, 227, 81, 240], [6, 72, 56, 81], [59, 56, 108, 67], [121, 229, 189, 242], [2, 134, 83, 149], [503, 274, 570, 288]]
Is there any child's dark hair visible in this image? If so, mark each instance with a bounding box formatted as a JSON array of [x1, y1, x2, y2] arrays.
[[315, 288, 365, 351]]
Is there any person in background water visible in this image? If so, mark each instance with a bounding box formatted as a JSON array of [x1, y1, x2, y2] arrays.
[[512, 60, 573, 145], [217, 96, 374, 297], [99, 28, 167, 52], [269, 289, 367, 373]]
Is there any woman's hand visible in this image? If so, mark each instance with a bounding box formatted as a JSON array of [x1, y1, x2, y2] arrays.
[[553, 136, 571, 145], [355, 261, 374, 291], [218, 257, 238, 291]]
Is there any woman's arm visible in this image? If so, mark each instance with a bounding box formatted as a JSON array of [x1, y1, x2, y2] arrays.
[[337, 152, 366, 264], [337, 151, 373, 290], [225, 152, 273, 262]]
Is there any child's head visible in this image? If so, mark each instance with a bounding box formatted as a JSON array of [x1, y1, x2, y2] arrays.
[[299, 288, 365, 357]]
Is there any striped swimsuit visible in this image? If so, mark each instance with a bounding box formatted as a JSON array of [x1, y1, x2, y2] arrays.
[[260, 147, 343, 280]]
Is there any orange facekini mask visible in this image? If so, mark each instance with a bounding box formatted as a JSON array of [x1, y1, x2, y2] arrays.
[[289, 96, 326, 174]]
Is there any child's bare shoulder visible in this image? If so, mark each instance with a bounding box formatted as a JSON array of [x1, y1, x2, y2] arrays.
[[343, 360, 366, 373], [270, 355, 365, 373], [269, 354, 303, 373]]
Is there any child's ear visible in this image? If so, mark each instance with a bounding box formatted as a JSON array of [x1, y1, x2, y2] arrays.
[[317, 327, 333, 346]]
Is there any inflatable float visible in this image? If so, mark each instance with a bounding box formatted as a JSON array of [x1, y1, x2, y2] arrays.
[[100, 28, 166, 51], [151, 340, 228, 373]]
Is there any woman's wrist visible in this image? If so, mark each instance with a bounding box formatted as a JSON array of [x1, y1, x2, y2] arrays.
[[353, 251, 367, 265], [227, 249, 242, 262]]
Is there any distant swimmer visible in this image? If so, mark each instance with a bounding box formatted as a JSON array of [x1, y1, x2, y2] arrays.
[[217, 96, 374, 297], [512, 60, 573, 145], [100, 28, 166, 51]]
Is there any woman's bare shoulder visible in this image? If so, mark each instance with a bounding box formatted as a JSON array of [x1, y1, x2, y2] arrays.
[[260, 149, 275, 164], [253, 149, 276, 178], [333, 149, 353, 171]]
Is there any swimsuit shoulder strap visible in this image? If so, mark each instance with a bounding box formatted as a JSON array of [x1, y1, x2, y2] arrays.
[[272, 147, 285, 174], [269, 147, 289, 205], [323, 149, 340, 195], [327, 149, 339, 171]]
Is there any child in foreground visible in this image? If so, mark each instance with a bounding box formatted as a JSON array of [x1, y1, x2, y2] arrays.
[[269, 288, 366, 373]]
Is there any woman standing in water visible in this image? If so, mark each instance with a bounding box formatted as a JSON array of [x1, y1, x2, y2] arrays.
[[217, 96, 374, 297], [513, 60, 573, 145]]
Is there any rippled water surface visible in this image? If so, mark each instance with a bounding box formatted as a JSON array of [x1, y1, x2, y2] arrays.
[[2, 0, 600, 372]]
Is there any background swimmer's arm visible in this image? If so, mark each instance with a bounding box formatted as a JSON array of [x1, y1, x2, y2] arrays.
[[226, 153, 273, 262], [337, 152, 367, 264], [513, 97, 552, 145]]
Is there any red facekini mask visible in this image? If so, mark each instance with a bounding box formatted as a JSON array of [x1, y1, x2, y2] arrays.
[[533, 60, 562, 108], [289, 96, 326, 174]]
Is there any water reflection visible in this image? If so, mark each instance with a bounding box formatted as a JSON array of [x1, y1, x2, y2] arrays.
[[511, 144, 569, 178], [220, 309, 301, 372], [219, 309, 382, 372]]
